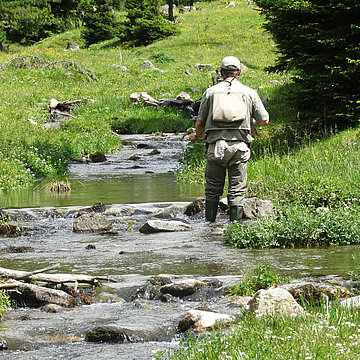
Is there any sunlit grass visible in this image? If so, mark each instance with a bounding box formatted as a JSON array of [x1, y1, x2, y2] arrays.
[[164, 303, 360, 360]]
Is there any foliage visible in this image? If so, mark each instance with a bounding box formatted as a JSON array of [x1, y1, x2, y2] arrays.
[[123, 0, 178, 46], [225, 204, 360, 249], [164, 303, 360, 359], [0, 0, 54, 45], [255, 0, 360, 127], [229, 264, 291, 296], [0, 290, 10, 319], [81, 0, 121, 46]]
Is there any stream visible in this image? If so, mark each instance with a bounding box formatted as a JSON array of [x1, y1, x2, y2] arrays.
[[0, 133, 359, 359]]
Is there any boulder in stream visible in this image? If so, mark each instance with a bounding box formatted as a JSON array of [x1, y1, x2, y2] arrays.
[[73, 213, 112, 233], [139, 220, 191, 234], [178, 309, 235, 333], [85, 325, 171, 343], [280, 281, 352, 304], [0, 338, 8, 351]]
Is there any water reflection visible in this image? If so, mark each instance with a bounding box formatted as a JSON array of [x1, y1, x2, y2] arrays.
[[0, 173, 204, 209]]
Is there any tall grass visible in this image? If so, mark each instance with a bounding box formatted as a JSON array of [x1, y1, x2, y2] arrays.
[[164, 303, 360, 360]]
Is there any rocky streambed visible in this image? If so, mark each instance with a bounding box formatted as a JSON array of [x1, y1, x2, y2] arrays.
[[1, 133, 359, 359]]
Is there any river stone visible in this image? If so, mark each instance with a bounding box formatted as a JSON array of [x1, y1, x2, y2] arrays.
[[178, 309, 235, 333], [339, 296, 360, 308], [248, 287, 306, 317], [73, 213, 112, 233], [160, 279, 208, 297], [281, 282, 352, 303], [184, 197, 205, 216], [139, 220, 190, 234], [0, 338, 8, 351], [85, 325, 165, 343], [89, 151, 107, 163], [140, 60, 155, 69]]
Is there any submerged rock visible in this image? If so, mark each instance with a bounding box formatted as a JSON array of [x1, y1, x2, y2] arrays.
[[184, 197, 205, 217], [73, 213, 112, 233], [160, 279, 208, 297], [139, 220, 191, 234], [85, 325, 170, 343]]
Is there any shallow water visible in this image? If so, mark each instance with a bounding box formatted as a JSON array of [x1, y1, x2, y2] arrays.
[[0, 133, 359, 360]]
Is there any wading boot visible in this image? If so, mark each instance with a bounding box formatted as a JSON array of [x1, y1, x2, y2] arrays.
[[229, 205, 243, 222], [205, 200, 219, 222]]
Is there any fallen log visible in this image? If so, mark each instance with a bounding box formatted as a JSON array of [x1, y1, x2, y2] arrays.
[[1, 280, 76, 308], [0, 266, 117, 285]]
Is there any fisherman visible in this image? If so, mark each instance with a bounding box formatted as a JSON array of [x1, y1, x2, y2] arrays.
[[190, 56, 269, 222]]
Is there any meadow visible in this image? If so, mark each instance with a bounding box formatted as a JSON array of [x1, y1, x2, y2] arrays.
[[0, 1, 289, 191]]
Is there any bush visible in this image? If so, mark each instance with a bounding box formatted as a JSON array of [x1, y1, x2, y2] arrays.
[[229, 264, 291, 296], [225, 205, 360, 249], [81, 0, 121, 46], [0, 290, 10, 319], [123, 0, 178, 46]]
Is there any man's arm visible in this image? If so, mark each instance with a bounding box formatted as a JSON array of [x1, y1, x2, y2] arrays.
[[190, 118, 206, 143]]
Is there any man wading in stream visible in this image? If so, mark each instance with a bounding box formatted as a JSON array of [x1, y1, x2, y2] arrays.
[[190, 56, 269, 222]]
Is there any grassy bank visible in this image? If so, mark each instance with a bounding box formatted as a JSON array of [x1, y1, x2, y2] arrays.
[[161, 303, 360, 360], [0, 1, 289, 191]]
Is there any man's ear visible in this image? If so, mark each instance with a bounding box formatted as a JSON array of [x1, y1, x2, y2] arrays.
[[237, 69, 241, 76]]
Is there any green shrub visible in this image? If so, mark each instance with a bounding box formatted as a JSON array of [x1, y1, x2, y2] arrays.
[[229, 264, 291, 296], [81, 0, 121, 46], [123, 0, 178, 46], [0, 290, 10, 319], [225, 205, 360, 249]]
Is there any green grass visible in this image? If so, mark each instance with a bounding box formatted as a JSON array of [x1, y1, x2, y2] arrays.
[[163, 303, 360, 360], [0, 1, 291, 191]]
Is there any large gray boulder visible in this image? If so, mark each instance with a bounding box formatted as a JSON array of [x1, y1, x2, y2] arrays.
[[73, 213, 112, 233], [242, 197, 274, 219], [248, 287, 306, 317], [178, 309, 235, 333], [139, 220, 190, 234]]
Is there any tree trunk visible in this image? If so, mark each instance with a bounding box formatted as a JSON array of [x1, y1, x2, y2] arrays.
[[168, 0, 174, 21], [1, 280, 76, 308]]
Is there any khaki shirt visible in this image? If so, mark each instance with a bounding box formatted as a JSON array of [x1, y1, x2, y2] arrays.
[[197, 78, 269, 144]]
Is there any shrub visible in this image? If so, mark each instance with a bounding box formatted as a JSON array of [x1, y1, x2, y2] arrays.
[[81, 0, 121, 46], [225, 205, 360, 249], [123, 0, 178, 46], [0, 290, 10, 319], [229, 264, 291, 296]]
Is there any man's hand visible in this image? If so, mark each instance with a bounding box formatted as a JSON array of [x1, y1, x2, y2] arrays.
[[190, 132, 198, 143]]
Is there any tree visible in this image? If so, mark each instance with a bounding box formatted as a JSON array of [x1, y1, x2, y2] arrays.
[[123, 0, 178, 46], [0, 0, 54, 44], [255, 0, 360, 127], [80, 0, 121, 46]]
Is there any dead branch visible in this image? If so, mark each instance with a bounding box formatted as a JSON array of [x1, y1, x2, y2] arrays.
[[0, 266, 117, 285]]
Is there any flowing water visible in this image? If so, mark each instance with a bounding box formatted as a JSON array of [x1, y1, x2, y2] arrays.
[[0, 133, 359, 360]]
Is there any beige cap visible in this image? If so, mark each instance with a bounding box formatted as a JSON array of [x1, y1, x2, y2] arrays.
[[220, 56, 241, 70]]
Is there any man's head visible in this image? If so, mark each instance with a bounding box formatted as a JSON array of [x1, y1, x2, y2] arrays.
[[220, 56, 241, 77]]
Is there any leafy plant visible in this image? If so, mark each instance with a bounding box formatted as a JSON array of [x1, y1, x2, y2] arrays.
[[225, 204, 360, 249], [0, 290, 10, 319], [229, 264, 291, 296]]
